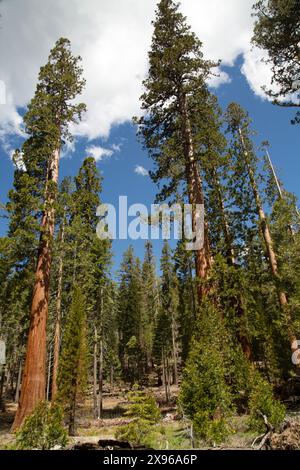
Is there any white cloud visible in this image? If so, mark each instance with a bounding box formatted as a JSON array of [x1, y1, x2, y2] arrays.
[[0, 91, 26, 159], [0, 0, 275, 152], [241, 47, 277, 99], [208, 70, 232, 88], [111, 143, 122, 153], [0, 81, 6, 105], [86, 145, 113, 161], [135, 165, 149, 177]]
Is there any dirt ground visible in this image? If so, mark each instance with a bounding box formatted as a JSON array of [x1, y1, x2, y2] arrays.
[[1, 385, 299, 450]]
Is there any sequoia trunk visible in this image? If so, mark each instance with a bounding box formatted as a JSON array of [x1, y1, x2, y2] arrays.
[[12, 148, 60, 430], [179, 93, 212, 302]]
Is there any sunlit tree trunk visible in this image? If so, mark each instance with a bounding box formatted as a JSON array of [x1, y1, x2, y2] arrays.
[[51, 220, 65, 401], [14, 359, 22, 404], [179, 93, 212, 302], [12, 148, 60, 430]]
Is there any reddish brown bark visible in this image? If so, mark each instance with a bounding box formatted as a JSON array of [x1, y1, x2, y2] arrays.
[[179, 93, 212, 302], [51, 220, 65, 402], [12, 149, 60, 431]]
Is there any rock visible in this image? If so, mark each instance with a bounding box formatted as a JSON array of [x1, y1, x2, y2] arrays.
[[269, 419, 300, 450], [98, 439, 133, 450]]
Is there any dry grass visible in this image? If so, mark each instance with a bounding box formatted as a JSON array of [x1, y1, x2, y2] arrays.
[[0, 388, 263, 450]]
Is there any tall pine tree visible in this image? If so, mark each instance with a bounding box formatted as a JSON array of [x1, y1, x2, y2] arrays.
[[13, 38, 86, 430]]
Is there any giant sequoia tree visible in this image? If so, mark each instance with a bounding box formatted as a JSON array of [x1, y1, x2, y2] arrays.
[[12, 38, 86, 430], [135, 0, 222, 301], [252, 0, 300, 124]]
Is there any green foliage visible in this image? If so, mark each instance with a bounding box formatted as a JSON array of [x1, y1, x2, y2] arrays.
[[270, 196, 300, 336], [125, 385, 161, 423], [118, 247, 145, 381], [248, 370, 286, 432], [154, 241, 179, 368], [51, 158, 113, 404], [145, 422, 190, 450], [252, 0, 300, 124], [174, 239, 197, 363], [116, 420, 153, 447], [58, 286, 88, 400], [116, 385, 161, 445], [58, 286, 88, 433], [1, 3, 300, 449], [1, 38, 87, 408], [141, 242, 159, 371], [179, 303, 233, 444], [16, 402, 67, 450], [135, 0, 222, 204]]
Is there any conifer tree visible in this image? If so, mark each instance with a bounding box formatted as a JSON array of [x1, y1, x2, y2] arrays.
[[52, 158, 111, 414], [99, 281, 120, 399], [135, 0, 221, 301], [57, 286, 88, 436], [141, 242, 159, 372], [154, 241, 179, 400], [225, 102, 298, 365], [68, 157, 107, 295], [13, 38, 86, 430], [180, 302, 233, 444], [174, 240, 197, 363], [252, 0, 300, 124], [51, 177, 73, 401], [2, 151, 41, 383], [118, 247, 144, 382]]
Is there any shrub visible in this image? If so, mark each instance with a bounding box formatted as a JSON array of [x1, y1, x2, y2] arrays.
[[16, 401, 68, 450], [116, 385, 160, 445], [248, 371, 286, 432], [179, 304, 234, 444]]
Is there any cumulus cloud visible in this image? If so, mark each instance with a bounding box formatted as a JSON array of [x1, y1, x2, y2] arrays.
[[135, 165, 149, 177], [86, 145, 113, 161], [241, 48, 275, 99], [0, 0, 274, 153]]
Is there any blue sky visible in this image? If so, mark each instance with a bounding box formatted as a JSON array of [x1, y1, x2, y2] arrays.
[[0, 55, 299, 274]]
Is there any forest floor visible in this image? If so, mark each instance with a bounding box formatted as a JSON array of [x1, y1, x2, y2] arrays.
[[0, 384, 263, 450], [0, 387, 300, 450]]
